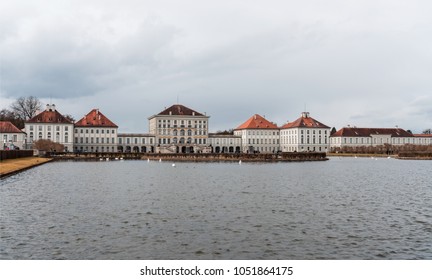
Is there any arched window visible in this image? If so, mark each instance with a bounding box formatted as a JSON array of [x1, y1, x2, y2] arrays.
[[179, 137, 185, 144], [173, 130, 178, 136], [56, 132, 60, 142], [47, 132, 51, 140], [187, 137, 192, 144], [173, 137, 178, 144], [187, 130, 192, 136], [180, 129, 185, 136]]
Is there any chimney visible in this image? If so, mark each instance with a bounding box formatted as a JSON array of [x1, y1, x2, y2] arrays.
[[192, 112, 195, 116], [301, 112, 310, 118], [46, 104, 50, 111], [52, 104, 55, 111]]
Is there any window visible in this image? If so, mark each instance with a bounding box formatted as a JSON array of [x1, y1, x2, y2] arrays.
[[30, 126, 34, 131], [56, 126, 60, 131]]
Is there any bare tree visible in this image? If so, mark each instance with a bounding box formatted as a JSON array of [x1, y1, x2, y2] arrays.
[[423, 128, 432, 134], [32, 139, 65, 152], [0, 108, 24, 128], [10, 96, 42, 120]]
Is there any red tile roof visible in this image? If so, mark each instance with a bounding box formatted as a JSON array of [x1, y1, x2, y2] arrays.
[[235, 114, 278, 130], [26, 108, 73, 124], [332, 127, 414, 137], [281, 112, 329, 129], [157, 104, 205, 116], [0, 121, 25, 133], [75, 109, 118, 128], [413, 134, 432, 138]]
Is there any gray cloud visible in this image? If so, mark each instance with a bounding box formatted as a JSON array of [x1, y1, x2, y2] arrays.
[[1, 0, 432, 133]]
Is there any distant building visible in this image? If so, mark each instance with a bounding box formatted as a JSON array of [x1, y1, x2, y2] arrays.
[[413, 134, 432, 145], [280, 112, 330, 152], [118, 133, 155, 153], [0, 121, 26, 150], [330, 127, 415, 151], [234, 114, 280, 153], [148, 104, 210, 153], [25, 104, 74, 151], [74, 109, 119, 153], [208, 133, 242, 153]]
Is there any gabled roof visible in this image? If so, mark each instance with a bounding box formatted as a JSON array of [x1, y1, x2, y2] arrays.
[[0, 121, 25, 134], [331, 127, 414, 138], [26, 108, 73, 124], [157, 104, 205, 116], [75, 109, 118, 128], [281, 112, 329, 129], [413, 134, 432, 138], [235, 114, 278, 130]]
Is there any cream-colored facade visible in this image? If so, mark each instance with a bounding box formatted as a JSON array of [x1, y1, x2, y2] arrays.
[[25, 104, 74, 151], [208, 134, 242, 153], [234, 129, 280, 153], [148, 104, 210, 153], [0, 122, 26, 150], [74, 127, 118, 153], [118, 133, 155, 153], [329, 127, 422, 151], [280, 112, 331, 153], [74, 109, 118, 153]]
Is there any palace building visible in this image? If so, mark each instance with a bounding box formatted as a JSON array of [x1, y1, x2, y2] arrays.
[[25, 104, 74, 151], [148, 104, 211, 153], [18, 102, 431, 154], [280, 112, 331, 153], [1, 121, 26, 150], [329, 127, 417, 151], [74, 109, 119, 153], [234, 114, 280, 153]]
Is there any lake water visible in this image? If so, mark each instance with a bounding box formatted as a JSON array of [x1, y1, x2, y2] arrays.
[[1, 157, 431, 259]]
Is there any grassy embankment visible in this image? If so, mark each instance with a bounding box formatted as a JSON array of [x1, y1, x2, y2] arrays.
[[0, 157, 52, 178]]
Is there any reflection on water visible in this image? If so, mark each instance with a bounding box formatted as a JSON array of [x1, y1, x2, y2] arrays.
[[1, 158, 431, 259]]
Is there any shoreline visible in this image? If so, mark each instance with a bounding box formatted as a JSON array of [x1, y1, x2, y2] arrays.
[[48, 152, 328, 163], [0, 157, 53, 179]]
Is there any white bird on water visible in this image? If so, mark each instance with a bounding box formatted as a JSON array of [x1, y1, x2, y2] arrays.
[[172, 163, 176, 167], [147, 158, 150, 162], [239, 160, 242, 165], [159, 158, 162, 162]]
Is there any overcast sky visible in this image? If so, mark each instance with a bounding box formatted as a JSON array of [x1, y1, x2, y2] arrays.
[[1, 0, 431, 133]]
